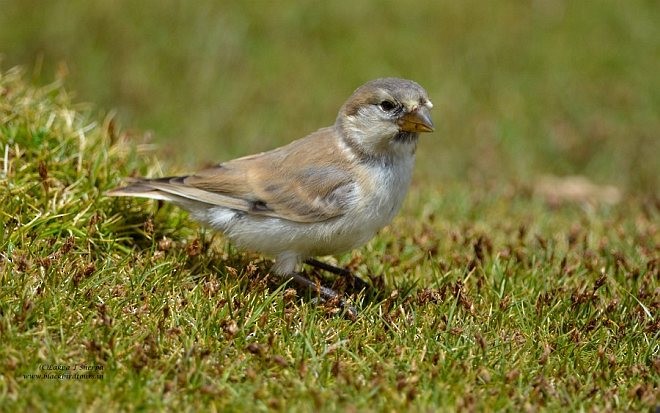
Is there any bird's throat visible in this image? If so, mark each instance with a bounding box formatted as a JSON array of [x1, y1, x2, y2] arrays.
[[393, 131, 419, 144]]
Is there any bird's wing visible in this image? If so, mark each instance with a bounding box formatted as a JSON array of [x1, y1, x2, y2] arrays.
[[111, 128, 358, 223]]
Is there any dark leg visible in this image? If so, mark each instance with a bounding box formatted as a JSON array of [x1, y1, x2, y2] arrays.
[[304, 258, 370, 293], [286, 272, 339, 301], [304, 258, 353, 277], [284, 272, 357, 319]]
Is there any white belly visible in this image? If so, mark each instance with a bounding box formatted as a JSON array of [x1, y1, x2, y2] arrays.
[[191, 156, 415, 273]]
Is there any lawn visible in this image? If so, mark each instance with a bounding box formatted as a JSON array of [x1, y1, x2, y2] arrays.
[[0, 1, 658, 411]]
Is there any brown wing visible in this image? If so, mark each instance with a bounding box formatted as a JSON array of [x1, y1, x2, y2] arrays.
[[162, 127, 357, 223]]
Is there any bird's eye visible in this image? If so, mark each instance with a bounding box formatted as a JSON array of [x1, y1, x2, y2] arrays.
[[378, 100, 396, 112]]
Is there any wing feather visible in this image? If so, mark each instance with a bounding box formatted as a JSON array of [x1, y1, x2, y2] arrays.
[[112, 127, 358, 223]]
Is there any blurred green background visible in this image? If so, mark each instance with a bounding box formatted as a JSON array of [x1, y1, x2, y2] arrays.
[[1, 0, 658, 192]]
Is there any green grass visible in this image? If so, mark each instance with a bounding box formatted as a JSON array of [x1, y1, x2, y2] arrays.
[[1, 68, 658, 411], [1, 0, 659, 410], [1, 0, 658, 192]]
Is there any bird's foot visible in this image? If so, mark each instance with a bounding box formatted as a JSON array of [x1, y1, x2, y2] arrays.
[[303, 258, 370, 294], [284, 272, 357, 320]]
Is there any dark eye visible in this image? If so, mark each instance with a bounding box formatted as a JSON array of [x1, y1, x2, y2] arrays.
[[378, 100, 396, 112]]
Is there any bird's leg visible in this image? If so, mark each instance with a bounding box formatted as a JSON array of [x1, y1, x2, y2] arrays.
[[304, 258, 370, 293], [304, 258, 352, 277], [284, 272, 357, 319], [286, 272, 340, 301]]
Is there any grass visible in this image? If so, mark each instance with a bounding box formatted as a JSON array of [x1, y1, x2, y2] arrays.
[[0, 67, 658, 411], [1, 0, 659, 192], [1, 0, 659, 410]]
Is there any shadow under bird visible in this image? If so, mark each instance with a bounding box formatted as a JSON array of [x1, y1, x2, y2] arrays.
[[108, 77, 434, 311]]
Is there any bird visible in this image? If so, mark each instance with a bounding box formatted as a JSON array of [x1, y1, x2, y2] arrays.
[[108, 77, 434, 307]]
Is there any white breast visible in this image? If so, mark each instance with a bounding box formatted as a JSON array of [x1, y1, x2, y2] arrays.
[[355, 155, 415, 234], [192, 153, 416, 273]]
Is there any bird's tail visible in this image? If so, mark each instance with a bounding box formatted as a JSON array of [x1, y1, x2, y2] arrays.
[[107, 177, 249, 211], [106, 177, 182, 202]]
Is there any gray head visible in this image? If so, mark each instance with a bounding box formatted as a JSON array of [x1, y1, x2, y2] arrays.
[[336, 78, 434, 157]]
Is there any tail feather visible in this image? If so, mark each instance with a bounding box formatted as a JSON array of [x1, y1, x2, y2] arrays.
[[107, 177, 251, 212], [106, 178, 181, 202]]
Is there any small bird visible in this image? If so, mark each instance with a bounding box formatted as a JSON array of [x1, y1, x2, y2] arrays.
[[108, 77, 434, 305]]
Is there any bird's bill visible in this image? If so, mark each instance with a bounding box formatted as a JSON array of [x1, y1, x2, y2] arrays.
[[397, 107, 434, 133]]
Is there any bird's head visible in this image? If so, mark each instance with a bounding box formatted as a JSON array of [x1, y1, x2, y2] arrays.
[[336, 78, 434, 160]]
